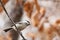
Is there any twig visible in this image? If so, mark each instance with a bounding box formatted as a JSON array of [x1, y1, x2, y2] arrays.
[[0, 0, 26, 40]]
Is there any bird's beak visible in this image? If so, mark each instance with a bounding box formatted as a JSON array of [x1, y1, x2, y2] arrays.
[[26, 21, 30, 26]]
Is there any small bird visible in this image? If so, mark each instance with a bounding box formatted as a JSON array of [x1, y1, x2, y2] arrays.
[[4, 21, 30, 32]]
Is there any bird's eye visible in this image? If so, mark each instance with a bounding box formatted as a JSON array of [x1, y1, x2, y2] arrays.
[[25, 20, 30, 24]]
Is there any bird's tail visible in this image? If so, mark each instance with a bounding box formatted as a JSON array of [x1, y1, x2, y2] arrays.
[[4, 28, 13, 32]]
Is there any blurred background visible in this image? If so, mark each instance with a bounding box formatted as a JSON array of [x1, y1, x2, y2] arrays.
[[0, 0, 60, 40]]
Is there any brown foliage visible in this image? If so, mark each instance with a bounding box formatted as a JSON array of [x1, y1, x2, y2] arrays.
[[0, 6, 3, 13], [0, 0, 8, 13], [24, 2, 34, 18]]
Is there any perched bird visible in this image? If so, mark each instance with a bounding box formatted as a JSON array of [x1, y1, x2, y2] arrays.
[[0, 0, 26, 40], [4, 21, 30, 32]]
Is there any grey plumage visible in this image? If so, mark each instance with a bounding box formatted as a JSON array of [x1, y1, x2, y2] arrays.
[[4, 21, 30, 32]]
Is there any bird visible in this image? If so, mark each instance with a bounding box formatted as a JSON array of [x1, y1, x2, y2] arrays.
[[0, 0, 26, 40], [4, 20, 30, 32]]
